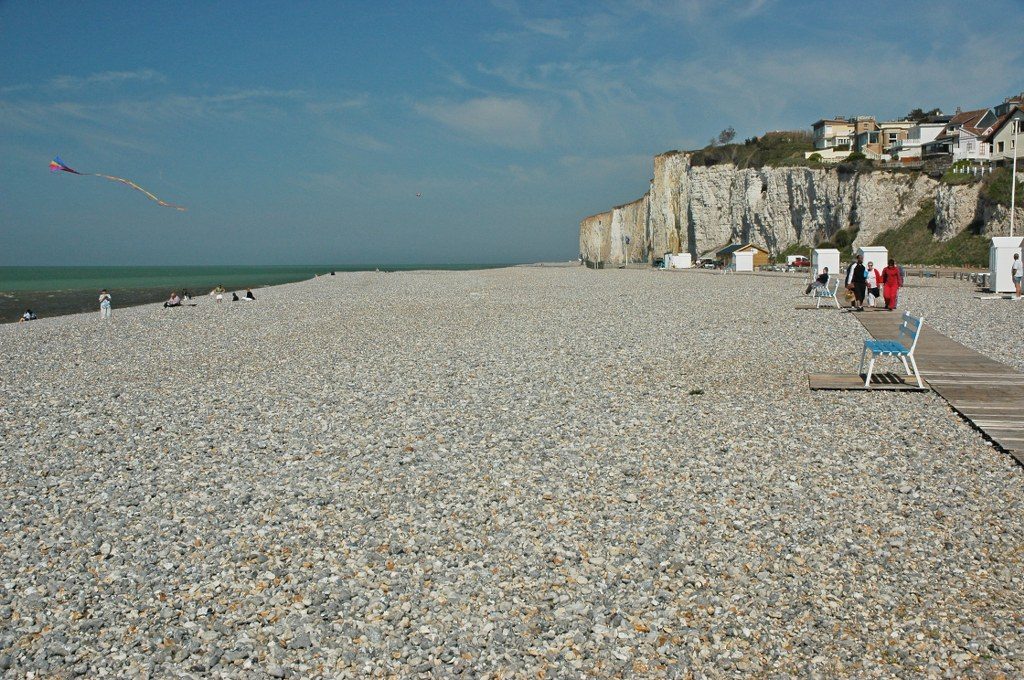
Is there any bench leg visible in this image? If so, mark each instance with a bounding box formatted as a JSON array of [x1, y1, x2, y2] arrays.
[[859, 346, 868, 376], [907, 354, 924, 389], [864, 356, 876, 387], [832, 294, 839, 309]]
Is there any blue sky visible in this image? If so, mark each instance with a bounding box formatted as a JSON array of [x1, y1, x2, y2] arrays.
[[2, 0, 1022, 265]]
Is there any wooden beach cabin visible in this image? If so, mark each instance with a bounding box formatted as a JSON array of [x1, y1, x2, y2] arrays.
[[716, 243, 771, 270]]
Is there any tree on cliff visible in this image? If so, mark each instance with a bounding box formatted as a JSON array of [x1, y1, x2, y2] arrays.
[[906, 107, 943, 121], [717, 126, 736, 145]]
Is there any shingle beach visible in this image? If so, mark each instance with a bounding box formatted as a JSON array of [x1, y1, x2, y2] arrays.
[[1, 266, 1022, 678]]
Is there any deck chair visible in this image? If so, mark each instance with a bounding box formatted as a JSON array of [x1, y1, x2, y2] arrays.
[[813, 277, 840, 308], [859, 312, 924, 388]]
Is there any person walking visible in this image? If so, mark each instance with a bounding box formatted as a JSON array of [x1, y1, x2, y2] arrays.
[[1012, 252, 1022, 300], [881, 258, 902, 310], [865, 261, 882, 308], [99, 289, 112, 319], [846, 254, 867, 311]]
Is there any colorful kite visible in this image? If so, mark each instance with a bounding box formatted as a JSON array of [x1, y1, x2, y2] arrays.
[[49, 156, 186, 211]]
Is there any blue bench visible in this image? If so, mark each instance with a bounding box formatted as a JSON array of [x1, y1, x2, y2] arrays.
[[859, 312, 924, 388]]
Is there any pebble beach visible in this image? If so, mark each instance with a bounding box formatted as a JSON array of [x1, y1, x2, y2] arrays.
[[1, 266, 1023, 678]]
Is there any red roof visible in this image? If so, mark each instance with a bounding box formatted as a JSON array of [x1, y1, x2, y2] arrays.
[[934, 108, 987, 141]]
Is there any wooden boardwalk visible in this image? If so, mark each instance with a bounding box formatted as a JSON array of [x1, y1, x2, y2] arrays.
[[855, 310, 1024, 465]]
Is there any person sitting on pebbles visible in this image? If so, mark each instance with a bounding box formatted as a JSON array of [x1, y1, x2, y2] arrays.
[[163, 292, 182, 308], [18, 309, 38, 323], [243, 288, 256, 301]]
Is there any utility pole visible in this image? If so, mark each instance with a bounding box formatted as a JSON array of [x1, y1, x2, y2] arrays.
[[1012, 119, 1019, 238]]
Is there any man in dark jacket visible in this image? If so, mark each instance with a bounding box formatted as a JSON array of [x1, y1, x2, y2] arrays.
[[846, 255, 867, 311]]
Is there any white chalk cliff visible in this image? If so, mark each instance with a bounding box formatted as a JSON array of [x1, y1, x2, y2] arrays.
[[580, 151, 1022, 264]]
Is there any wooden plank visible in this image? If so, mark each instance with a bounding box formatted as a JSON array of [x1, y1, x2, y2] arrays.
[[852, 312, 1024, 465]]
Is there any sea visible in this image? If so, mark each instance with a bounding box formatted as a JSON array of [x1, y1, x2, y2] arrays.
[[0, 264, 513, 323]]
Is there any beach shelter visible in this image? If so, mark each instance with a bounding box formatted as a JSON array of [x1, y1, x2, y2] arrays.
[[732, 250, 754, 272], [716, 243, 769, 269], [668, 253, 692, 269], [989, 236, 1023, 293], [812, 248, 840, 276], [856, 245, 888, 269]]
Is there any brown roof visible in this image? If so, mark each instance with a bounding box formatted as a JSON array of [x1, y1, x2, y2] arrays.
[[986, 105, 1023, 140], [934, 108, 987, 141]]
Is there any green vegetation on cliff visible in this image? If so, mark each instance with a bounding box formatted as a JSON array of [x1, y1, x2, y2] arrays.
[[688, 131, 815, 169], [982, 166, 1024, 206], [870, 201, 990, 267], [817, 227, 859, 261]]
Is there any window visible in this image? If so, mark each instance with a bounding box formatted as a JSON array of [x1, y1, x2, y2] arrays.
[[999, 142, 1005, 153]]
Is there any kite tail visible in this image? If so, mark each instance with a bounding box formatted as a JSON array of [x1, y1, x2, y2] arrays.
[[91, 173, 187, 211]]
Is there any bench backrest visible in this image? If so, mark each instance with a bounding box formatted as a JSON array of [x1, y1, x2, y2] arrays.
[[897, 312, 924, 353]]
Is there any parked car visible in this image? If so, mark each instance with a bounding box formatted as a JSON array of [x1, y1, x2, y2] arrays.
[[792, 257, 810, 267]]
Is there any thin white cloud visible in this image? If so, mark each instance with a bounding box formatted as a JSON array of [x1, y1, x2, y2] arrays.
[[415, 96, 546, 149], [49, 69, 166, 90]]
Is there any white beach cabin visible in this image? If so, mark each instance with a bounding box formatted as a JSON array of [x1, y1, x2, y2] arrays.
[[732, 250, 754, 272], [668, 253, 692, 269], [856, 245, 888, 270], [989, 236, 1023, 293], [812, 248, 841, 278]]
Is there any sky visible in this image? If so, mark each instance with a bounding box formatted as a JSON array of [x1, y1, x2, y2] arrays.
[[2, 0, 1023, 266]]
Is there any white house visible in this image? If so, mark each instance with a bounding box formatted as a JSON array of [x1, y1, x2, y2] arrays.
[[988, 106, 1024, 162], [890, 120, 948, 160], [954, 126, 994, 162]]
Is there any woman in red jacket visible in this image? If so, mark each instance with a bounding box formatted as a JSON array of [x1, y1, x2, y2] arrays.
[[881, 258, 902, 310]]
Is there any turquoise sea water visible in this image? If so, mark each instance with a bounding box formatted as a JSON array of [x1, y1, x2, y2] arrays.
[[0, 264, 511, 293], [0, 264, 514, 322]]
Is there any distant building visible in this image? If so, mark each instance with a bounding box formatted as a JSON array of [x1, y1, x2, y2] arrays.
[[988, 106, 1024, 161], [716, 243, 771, 268], [890, 116, 950, 161], [987, 94, 1024, 162], [922, 96, 1024, 162], [878, 120, 915, 154], [923, 108, 988, 158], [811, 117, 855, 151]]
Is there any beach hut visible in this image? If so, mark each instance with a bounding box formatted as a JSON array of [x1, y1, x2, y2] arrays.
[[732, 250, 754, 272], [856, 245, 888, 269], [716, 243, 770, 269], [989, 236, 1023, 293], [668, 253, 692, 269], [812, 248, 840, 276]]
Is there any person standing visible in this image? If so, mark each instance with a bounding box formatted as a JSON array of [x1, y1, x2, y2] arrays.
[[881, 258, 902, 310], [865, 261, 882, 308], [99, 289, 112, 319], [846, 254, 867, 311], [1012, 252, 1023, 300]]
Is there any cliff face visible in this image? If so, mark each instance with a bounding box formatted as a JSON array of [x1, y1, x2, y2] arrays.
[[581, 151, 1014, 264]]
